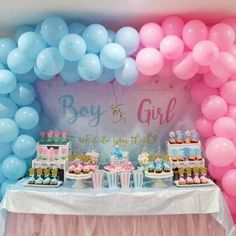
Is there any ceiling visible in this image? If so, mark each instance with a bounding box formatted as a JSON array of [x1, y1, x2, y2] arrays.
[[1, 0, 236, 37]]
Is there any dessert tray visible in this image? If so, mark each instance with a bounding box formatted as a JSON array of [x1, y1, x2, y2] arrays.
[[174, 179, 215, 187], [23, 179, 63, 188]]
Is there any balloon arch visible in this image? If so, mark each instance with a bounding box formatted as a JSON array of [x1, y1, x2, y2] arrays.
[[0, 15, 236, 217]]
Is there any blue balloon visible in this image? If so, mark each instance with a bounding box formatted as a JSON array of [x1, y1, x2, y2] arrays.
[[0, 143, 12, 161], [2, 155, 27, 180], [28, 100, 41, 114], [59, 34, 86, 61], [15, 25, 34, 41], [12, 135, 36, 158], [18, 32, 47, 59], [114, 26, 140, 56], [0, 166, 6, 184], [114, 57, 139, 86], [36, 47, 65, 76], [83, 24, 108, 53], [60, 61, 81, 83], [78, 54, 103, 81], [0, 119, 19, 143], [0, 63, 6, 70], [0, 70, 17, 94], [40, 16, 68, 46], [68, 22, 86, 35], [107, 30, 115, 43], [34, 66, 53, 80], [97, 68, 114, 84], [0, 97, 18, 118], [16, 69, 38, 83], [35, 22, 42, 33], [100, 43, 126, 69], [10, 82, 36, 106], [20, 123, 42, 141], [7, 48, 34, 74], [0, 38, 17, 63], [0, 179, 16, 197], [15, 107, 39, 130]]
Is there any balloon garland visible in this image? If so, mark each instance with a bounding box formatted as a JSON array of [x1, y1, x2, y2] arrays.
[[0, 16, 236, 219]]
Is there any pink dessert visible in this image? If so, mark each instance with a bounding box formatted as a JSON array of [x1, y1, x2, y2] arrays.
[[68, 165, 76, 173], [178, 176, 186, 185], [193, 175, 201, 184], [74, 166, 82, 174], [89, 165, 96, 172], [186, 176, 194, 184], [200, 175, 209, 184], [82, 166, 90, 174]]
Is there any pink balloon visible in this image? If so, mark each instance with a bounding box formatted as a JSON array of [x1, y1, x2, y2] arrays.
[[204, 136, 216, 149], [223, 192, 236, 215], [208, 23, 235, 51], [135, 73, 153, 85], [220, 81, 236, 105], [210, 52, 236, 78], [195, 116, 214, 138], [208, 163, 234, 180], [158, 59, 173, 78], [203, 72, 228, 88], [192, 40, 219, 66], [172, 52, 198, 80], [135, 48, 164, 76], [206, 137, 236, 167], [213, 116, 236, 139], [222, 170, 236, 196], [222, 18, 236, 37], [198, 65, 210, 74], [230, 73, 236, 81], [182, 20, 208, 49], [201, 95, 227, 120], [190, 81, 218, 104], [160, 35, 184, 60], [227, 105, 236, 121], [139, 23, 164, 49], [161, 16, 184, 37], [229, 44, 236, 57]]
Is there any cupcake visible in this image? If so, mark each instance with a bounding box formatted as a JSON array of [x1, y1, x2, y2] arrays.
[[177, 156, 184, 162], [148, 163, 155, 173], [68, 165, 76, 173], [82, 166, 91, 174], [169, 131, 176, 144], [89, 165, 96, 172], [28, 176, 35, 184], [178, 176, 186, 185], [176, 130, 183, 144], [43, 177, 50, 185], [50, 178, 58, 185], [190, 130, 198, 143], [74, 166, 82, 174], [193, 175, 201, 184], [35, 177, 43, 185], [186, 176, 194, 184], [184, 130, 191, 143]]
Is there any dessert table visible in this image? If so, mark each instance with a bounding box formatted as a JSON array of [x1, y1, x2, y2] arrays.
[[0, 178, 235, 236]]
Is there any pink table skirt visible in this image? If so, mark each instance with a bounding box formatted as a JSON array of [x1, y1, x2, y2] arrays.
[[5, 213, 225, 236]]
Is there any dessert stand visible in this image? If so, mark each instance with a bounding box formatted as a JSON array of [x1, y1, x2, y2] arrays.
[[144, 171, 173, 188], [65, 171, 92, 188]]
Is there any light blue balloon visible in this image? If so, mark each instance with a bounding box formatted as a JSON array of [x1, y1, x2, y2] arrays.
[[0, 143, 12, 161], [28, 100, 41, 114], [36, 47, 65, 76], [15, 25, 34, 41], [20, 123, 42, 141], [0, 179, 16, 197], [83, 24, 108, 53], [34, 66, 53, 80], [60, 61, 80, 83], [0, 70, 17, 94], [12, 135, 36, 158], [0, 119, 19, 143], [35, 22, 42, 33], [114, 57, 139, 86], [114, 26, 140, 56], [7, 48, 34, 74], [15, 107, 39, 130], [68, 22, 86, 35], [40, 16, 68, 46], [0, 166, 6, 184], [107, 30, 115, 43], [10, 82, 36, 106], [2, 155, 27, 180], [0, 38, 17, 63], [78, 54, 103, 81], [16, 69, 38, 83], [97, 68, 114, 84], [100, 43, 126, 69], [18, 32, 47, 59], [59, 34, 86, 61], [0, 63, 6, 70], [0, 97, 18, 118]]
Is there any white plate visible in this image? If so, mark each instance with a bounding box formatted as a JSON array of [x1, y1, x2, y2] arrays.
[[65, 171, 92, 180], [174, 179, 215, 187], [145, 170, 173, 179], [23, 180, 63, 188]]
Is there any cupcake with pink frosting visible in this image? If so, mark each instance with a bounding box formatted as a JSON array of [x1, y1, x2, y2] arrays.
[[82, 166, 91, 174], [68, 165, 76, 173], [74, 166, 82, 174]]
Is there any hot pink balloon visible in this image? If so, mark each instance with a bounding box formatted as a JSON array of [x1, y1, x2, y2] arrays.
[[190, 80, 218, 104], [195, 116, 214, 138], [204, 136, 216, 149], [230, 73, 236, 81], [220, 81, 236, 105], [192, 40, 219, 66], [208, 163, 234, 180], [182, 20, 208, 49], [213, 116, 236, 139], [222, 169, 236, 196], [139, 23, 164, 49], [135, 73, 153, 85], [206, 137, 236, 167], [208, 23, 235, 51], [135, 47, 164, 76], [210, 52, 236, 78], [222, 18, 236, 37], [158, 59, 173, 78], [160, 35, 184, 60], [203, 72, 228, 88], [223, 192, 236, 214], [161, 16, 184, 37], [172, 52, 198, 80], [198, 65, 210, 74], [229, 44, 236, 57], [201, 95, 227, 120], [227, 105, 236, 121]]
